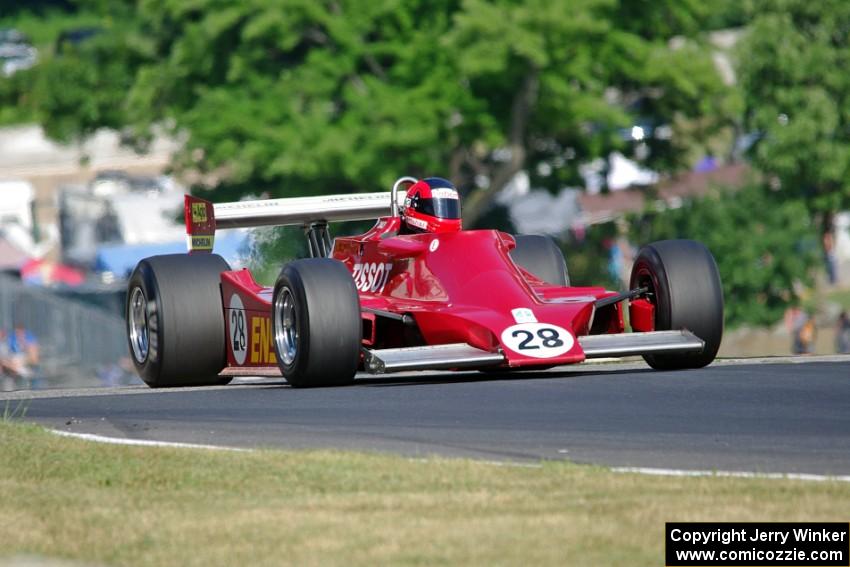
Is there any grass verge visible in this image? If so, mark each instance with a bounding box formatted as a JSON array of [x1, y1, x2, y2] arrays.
[[0, 422, 848, 566], [826, 287, 850, 311]]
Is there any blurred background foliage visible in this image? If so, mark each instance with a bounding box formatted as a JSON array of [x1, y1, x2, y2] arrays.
[[1, 0, 847, 327], [738, 0, 850, 217], [2, 0, 732, 206], [629, 184, 820, 326]]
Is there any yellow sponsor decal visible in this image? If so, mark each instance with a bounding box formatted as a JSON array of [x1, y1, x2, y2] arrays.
[[191, 202, 207, 223], [191, 236, 213, 249], [250, 316, 277, 364]]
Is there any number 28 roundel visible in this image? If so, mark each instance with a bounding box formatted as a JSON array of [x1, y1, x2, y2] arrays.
[[500, 322, 575, 358], [228, 293, 248, 365]]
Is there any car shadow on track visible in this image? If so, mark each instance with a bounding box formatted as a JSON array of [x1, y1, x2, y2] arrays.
[[350, 366, 656, 388], [234, 366, 655, 390]]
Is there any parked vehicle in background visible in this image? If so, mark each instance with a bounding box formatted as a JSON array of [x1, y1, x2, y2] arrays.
[[0, 180, 39, 259], [59, 170, 248, 281], [0, 28, 37, 76], [0, 179, 35, 231], [59, 171, 186, 267]]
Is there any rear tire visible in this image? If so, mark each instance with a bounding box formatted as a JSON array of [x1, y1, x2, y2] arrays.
[[271, 259, 361, 387], [629, 240, 723, 369], [510, 234, 569, 286], [126, 254, 232, 387]]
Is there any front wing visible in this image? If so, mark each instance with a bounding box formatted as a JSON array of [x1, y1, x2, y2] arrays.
[[361, 330, 704, 374]]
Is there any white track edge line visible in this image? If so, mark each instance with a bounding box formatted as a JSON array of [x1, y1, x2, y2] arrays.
[[50, 429, 249, 452], [611, 466, 850, 483], [48, 431, 850, 481]]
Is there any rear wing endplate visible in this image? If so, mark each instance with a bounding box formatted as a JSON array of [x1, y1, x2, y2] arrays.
[[185, 195, 216, 253]]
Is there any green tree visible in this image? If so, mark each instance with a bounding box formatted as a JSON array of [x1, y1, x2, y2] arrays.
[[22, 0, 728, 224], [629, 185, 820, 327], [447, 0, 731, 222], [0, 67, 37, 126], [30, 26, 143, 144], [737, 0, 850, 223]]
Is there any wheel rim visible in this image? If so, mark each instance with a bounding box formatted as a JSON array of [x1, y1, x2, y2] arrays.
[[128, 287, 149, 364], [634, 267, 656, 300], [634, 262, 667, 328], [274, 287, 298, 365]]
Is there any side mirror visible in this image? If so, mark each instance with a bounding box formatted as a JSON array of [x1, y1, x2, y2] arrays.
[[377, 236, 428, 258]]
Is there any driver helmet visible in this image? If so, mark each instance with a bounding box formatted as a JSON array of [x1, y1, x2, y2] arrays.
[[402, 177, 462, 234]]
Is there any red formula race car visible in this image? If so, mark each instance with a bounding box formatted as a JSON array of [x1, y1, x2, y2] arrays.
[[126, 176, 724, 388]]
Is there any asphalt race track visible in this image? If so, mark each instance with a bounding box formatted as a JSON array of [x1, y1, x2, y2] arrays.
[[5, 358, 850, 475]]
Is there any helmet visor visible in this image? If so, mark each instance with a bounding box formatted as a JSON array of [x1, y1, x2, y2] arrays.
[[417, 198, 461, 219]]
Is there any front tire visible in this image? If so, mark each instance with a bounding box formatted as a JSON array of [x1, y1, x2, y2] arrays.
[[271, 259, 361, 387], [629, 240, 723, 369], [126, 254, 232, 387], [510, 234, 570, 286]]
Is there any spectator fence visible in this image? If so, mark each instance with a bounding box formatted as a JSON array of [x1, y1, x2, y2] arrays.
[[0, 274, 128, 386]]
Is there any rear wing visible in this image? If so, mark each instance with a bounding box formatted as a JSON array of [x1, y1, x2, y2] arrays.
[[184, 189, 409, 254], [185, 178, 417, 255], [212, 192, 395, 229]]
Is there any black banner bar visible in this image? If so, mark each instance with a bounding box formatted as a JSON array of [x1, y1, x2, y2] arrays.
[[666, 522, 849, 566]]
